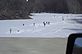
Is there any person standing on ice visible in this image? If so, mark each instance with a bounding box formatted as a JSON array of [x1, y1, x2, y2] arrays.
[[17, 30, 20, 32], [48, 22, 50, 25], [46, 22, 48, 24], [43, 22, 46, 27], [23, 24, 24, 26], [62, 16, 64, 21], [33, 23, 35, 26], [10, 28, 12, 34]]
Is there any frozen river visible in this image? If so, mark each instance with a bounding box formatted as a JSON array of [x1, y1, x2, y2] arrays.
[[0, 13, 82, 37]]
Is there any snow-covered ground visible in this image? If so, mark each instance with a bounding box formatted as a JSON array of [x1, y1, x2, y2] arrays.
[[0, 13, 82, 38]]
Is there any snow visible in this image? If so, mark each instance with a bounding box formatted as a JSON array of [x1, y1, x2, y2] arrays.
[[26, 0, 28, 2], [0, 13, 82, 38]]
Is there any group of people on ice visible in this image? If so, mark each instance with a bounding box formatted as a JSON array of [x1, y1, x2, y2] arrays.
[[9, 22, 51, 34], [43, 21, 50, 27], [9, 24, 25, 34], [33, 21, 50, 27]]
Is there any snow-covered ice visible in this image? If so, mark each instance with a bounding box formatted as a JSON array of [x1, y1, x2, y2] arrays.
[[0, 13, 82, 38]]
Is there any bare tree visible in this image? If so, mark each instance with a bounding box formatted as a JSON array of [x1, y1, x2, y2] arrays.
[[66, 0, 82, 14], [0, 0, 34, 20]]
